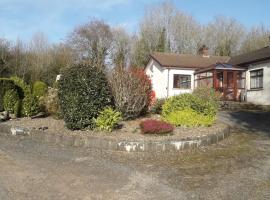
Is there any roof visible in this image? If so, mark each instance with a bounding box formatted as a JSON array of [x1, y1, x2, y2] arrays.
[[150, 52, 230, 69], [229, 46, 270, 66], [195, 62, 246, 74]]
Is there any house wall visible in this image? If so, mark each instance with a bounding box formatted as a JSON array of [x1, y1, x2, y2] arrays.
[[246, 60, 270, 105], [145, 59, 195, 99], [145, 59, 168, 99], [168, 68, 195, 97]]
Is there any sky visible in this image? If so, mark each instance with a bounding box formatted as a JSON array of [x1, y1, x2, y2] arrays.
[[0, 0, 269, 43]]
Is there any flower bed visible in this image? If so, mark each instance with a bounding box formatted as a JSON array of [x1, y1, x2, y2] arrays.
[[3, 115, 228, 141]]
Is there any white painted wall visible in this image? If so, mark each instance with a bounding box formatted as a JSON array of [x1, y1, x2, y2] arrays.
[[246, 60, 270, 105], [145, 59, 168, 98], [145, 59, 195, 99], [168, 68, 195, 97]]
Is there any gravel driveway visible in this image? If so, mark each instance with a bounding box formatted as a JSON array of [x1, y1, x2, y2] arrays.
[[0, 110, 270, 200]]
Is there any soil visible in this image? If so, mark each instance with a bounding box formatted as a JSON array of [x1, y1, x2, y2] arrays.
[[3, 115, 227, 141]]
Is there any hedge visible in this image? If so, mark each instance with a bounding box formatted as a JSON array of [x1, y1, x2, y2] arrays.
[[58, 63, 113, 130], [0, 78, 24, 111]]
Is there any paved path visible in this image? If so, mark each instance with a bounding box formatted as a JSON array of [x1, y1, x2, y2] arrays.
[[0, 111, 270, 199]]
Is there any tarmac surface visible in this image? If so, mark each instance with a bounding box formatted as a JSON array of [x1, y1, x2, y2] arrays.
[[0, 110, 270, 200]]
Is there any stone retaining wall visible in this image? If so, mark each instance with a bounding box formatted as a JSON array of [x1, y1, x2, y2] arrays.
[[0, 123, 230, 153]]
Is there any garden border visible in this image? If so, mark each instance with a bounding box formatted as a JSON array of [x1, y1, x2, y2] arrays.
[[0, 123, 230, 153]]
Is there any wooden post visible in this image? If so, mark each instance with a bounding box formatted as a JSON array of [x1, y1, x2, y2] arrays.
[[233, 71, 237, 101], [223, 71, 227, 100], [213, 70, 217, 90]]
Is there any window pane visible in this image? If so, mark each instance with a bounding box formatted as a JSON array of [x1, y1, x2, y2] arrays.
[[250, 69, 263, 89], [173, 74, 191, 89]]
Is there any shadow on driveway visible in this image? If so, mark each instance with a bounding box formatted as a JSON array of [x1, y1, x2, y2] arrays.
[[218, 110, 270, 136]]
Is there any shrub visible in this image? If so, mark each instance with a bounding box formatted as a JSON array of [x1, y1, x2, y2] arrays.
[[162, 94, 198, 117], [33, 81, 48, 98], [94, 107, 122, 132], [0, 78, 17, 111], [162, 91, 219, 127], [3, 89, 19, 113], [110, 69, 152, 119], [164, 108, 215, 127], [162, 93, 218, 118], [149, 98, 166, 114], [193, 86, 221, 111], [140, 119, 174, 134], [10, 76, 30, 96], [58, 63, 113, 130], [22, 94, 40, 117], [10, 77, 40, 117], [40, 87, 60, 117], [14, 100, 23, 118]]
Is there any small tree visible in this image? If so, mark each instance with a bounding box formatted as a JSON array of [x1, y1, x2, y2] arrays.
[[110, 68, 152, 119]]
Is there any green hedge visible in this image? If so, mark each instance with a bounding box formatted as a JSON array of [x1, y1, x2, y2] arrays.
[[162, 92, 219, 127], [164, 108, 215, 127], [0, 78, 15, 111], [0, 78, 24, 112], [33, 81, 48, 98], [3, 89, 20, 113], [0, 77, 40, 117], [58, 63, 113, 130]]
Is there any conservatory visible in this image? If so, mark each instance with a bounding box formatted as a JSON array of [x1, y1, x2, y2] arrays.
[[194, 63, 246, 101]]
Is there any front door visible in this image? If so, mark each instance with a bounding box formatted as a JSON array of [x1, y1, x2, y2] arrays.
[[216, 70, 238, 101]]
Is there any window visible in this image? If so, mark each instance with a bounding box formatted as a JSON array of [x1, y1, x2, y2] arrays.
[[173, 74, 191, 89], [250, 69, 263, 89]]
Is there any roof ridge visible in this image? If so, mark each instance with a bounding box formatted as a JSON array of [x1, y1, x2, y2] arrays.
[[152, 51, 229, 58]]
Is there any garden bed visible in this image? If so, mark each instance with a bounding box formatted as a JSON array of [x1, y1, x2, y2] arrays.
[[3, 115, 227, 141]]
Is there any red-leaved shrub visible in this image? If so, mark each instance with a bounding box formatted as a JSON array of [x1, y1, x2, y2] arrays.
[[110, 68, 153, 119], [140, 119, 174, 134]]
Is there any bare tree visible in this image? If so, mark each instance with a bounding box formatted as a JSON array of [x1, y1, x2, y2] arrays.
[[204, 16, 245, 56], [68, 20, 113, 68], [169, 12, 202, 54], [111, 27, 130, 69], [240, 24, 270, 54], [0, 38, 12, 77]]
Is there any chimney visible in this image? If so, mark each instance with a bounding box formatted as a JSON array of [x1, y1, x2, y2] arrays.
[[198, 45, 209, 58]]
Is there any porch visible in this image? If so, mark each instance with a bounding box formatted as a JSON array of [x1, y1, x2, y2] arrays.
[[195, 63, 246, 101]]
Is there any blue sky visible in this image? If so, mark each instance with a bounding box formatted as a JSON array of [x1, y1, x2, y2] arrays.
[[0, 0, 269, 43]]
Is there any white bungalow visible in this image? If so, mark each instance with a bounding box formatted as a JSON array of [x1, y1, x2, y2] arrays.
[[145, 45, 270, 106]]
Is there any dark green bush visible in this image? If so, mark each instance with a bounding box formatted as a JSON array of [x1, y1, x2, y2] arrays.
[[0, 78, 16, 111], [93, 107, 122, 132], [3, 89, 19, 113], [9, 77, 39, 117], [0, 78, 24, 111], [58, 63, 113, 130], [33, 81, 48, 98]]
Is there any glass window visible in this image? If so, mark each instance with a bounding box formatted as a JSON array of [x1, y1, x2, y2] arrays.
[[173, 74, 191, 89], [250, 69, 263, 89]]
